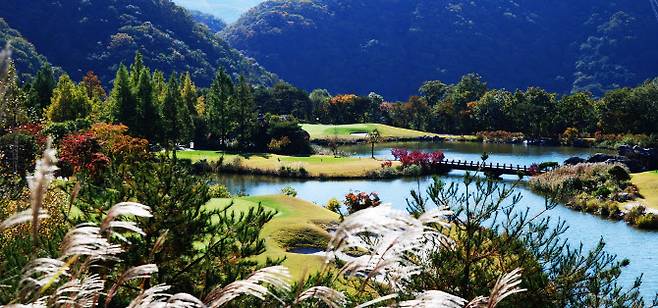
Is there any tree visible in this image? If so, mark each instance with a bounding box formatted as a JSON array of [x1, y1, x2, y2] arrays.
[[80, 71, 106, 100], [367, 92, 384, 122], [26, 63, 56, 118], [133, 67, 159, 141], [0, 60, 28, 128], [368, 128, 381, 159], [46, 74, 92, 122], [232, 76, 257, 149], [205, 70, 234, 148], [556, 92, 596, 134], [471, 89, 512, 131], [109, 64, 137, 129], [160, 74, 193, 148], [419, 80, 448, 105], [309, 88, 331, 121]]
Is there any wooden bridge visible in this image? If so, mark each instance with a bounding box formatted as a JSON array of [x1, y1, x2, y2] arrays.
[[438, 159, 544, 177]]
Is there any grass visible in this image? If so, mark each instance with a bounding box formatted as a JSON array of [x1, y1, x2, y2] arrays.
[[204, 195, 339, 279], [176, 150, 390, 177], [302, 123, 479, 142], [632, 171, 658, 210]]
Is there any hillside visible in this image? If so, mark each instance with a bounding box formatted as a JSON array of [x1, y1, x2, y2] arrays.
[[222, 0, 658, 99], [190, 10, 227, 33], [0, 0, 277, 87], [0, 18, 52, 80]]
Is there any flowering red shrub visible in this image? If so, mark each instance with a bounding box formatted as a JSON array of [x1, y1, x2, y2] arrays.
[[13, 123, 46, 146], [528, 163, 540, 176], [381, 160, 393, 168], [391, 148, 445, 168], [59, 132, 110, 175], [90, 123, 149, 163], [344, 191, 382, 214]]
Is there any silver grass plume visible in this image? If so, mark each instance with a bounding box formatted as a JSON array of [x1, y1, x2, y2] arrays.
[[105, 264, 159, 307], [100, 202, 153, 242], [128, 285, 206, 308], [466, 268, 526, 308], [54, 274, 104, 308], [204, 266, 292, 307], [398, 290, 467, 308], [291, 286, 347, 308], [59, 224, 123, 260], [328, 205, 453, 292], [0, 139, 59, 240], [18, 258, 70, 299]]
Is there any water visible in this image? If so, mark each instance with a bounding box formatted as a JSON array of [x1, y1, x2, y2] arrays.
[[211, 142, 658, 298]]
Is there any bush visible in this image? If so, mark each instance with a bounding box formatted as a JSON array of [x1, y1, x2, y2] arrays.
[[0, 132, 38, 176], [635, 213, 658, 229], [325, 198, 342, 214], [477, 131, 525, 143], [42, 118, 91, 142], [344, 191, 381, 214], [208, 183, 231, 198], [281, 185, 298, 197]]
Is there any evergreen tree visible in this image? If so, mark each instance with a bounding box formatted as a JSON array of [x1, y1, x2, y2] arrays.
[[46, 74, 92, 122], [205, 70, 234, 148], [129, 52, 145, 87], [110, 64, 137, 130], [232, 76, 257, 149], [133, 67, 160, 141], [160, 74, 193, 148], [26, 63, 56, 118], [0, 60, 28, 128]]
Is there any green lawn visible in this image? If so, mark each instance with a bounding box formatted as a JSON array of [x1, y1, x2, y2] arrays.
[[302, 123, 437, 140], [176, 150, 389, 177], [204, 195, 339, 279], [633, 171, 658, 210], [302, 123, 478, 142]]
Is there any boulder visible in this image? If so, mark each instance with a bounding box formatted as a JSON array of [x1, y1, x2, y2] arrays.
[[564, 156, 586, 165], [587, 153, 646, 173], [587, 153, 617, 163]]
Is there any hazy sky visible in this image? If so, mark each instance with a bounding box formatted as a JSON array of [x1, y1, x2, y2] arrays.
[[173, 0, 265, 23]]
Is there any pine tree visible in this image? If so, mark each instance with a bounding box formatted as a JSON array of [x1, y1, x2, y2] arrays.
[[46, 74, 92, 122], [27, 63, 55, 118], [205, 70, 234, 148], [0, 60, 28, 128], [160, 74, 193, 148], [129, 52, 145, 87], [232, 76, 257, 149], [110, 64, 137, 130], [134, 67, 159, 141]]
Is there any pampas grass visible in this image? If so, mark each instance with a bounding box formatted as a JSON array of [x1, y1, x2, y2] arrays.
[[1, 141, 526, 307]]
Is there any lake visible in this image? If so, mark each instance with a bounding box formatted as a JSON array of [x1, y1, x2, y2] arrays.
[[211, 141, 658, 298]]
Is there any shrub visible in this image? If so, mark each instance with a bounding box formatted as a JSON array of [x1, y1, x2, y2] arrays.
[[208, 183, 231, 198], [281, 185, 298, 197], [325, 198, 343, 214], [561, 127, 580, 145], [477, 131, 525, 143], [0, 132, 38, 176], [42, 118, 92, 142], [344, 191, 381, 214], [635, 213, 658, 229], [391, 148, 445, 169], [58, 132, 110, 175]]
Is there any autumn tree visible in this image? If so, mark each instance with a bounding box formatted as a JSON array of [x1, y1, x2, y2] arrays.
[[46, 74, 92, 122]]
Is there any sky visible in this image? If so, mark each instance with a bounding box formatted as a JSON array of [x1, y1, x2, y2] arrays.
[[173, 0, 265, 23]]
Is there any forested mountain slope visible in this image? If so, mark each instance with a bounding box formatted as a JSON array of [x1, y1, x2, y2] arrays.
[[0, 18, 53, 80], [0, 0, 278, 86], [222, 0, 658, 99]]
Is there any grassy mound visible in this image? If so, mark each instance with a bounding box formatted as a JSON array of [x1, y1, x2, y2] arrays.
[[176, 151, 389, 178], [633, 171, 658, 210], [204, 195, 339, 279], [302, 123, 438, 141]]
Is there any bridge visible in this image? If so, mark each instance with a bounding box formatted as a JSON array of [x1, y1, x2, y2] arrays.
[[437, 159, 545, 177]]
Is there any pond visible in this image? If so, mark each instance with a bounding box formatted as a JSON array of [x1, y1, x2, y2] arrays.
[[211, 142, 657, 298]]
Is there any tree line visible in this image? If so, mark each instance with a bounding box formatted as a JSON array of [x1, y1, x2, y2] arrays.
[[1, 52, 310, 154]]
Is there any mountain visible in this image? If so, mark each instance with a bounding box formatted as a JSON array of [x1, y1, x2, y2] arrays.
[[0, 18, 52, 80], [0, 0, 278, 87], [190, 10, 227, 33], [222, 0, 658, 99]]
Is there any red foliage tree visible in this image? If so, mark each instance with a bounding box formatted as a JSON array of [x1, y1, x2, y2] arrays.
[[344, 191, 382, 214], [59, 132, 110, 175]]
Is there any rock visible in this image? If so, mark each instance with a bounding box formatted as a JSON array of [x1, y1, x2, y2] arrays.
[[587, 153, 646, 172], [587, 153, 617, 163], [564, 156, 586, 165]]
